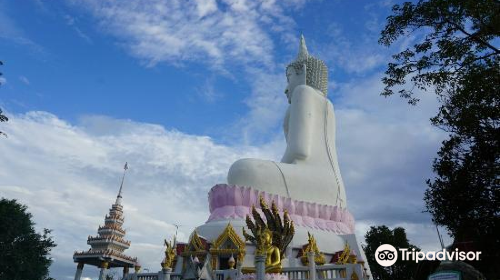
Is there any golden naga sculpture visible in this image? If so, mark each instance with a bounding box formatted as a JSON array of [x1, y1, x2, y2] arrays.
[[301, 232, 326, 265], [243, 196, 295, 273], [162, 239, 177, 269]]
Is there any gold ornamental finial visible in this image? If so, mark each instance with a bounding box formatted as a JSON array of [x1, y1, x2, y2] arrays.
[[337, 242, 351, 265], [300, 232, 326, 265]]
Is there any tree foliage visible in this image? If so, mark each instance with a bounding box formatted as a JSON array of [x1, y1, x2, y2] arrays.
[[380, 0, 499, 277], [364, 225, 420, 280], [379, 0, 499, 104], [0, 198, 56, 280]]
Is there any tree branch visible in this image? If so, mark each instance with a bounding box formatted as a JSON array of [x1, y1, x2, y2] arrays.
[[444, 20, 500, 54]]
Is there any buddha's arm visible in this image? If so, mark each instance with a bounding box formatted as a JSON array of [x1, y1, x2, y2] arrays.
[[269, 248, 281, 266], [283, 107, 290, 142], [287, 85, 313, 160]]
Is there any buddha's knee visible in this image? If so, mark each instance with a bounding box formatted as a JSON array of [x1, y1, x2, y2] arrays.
[[228, 158, 257, 184], [227, 158, 269, 186]]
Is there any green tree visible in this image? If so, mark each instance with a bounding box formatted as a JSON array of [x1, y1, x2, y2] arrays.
[[364, 225, 420, 280], [379, 0, 499, 277], [0, 60, 8, 137], [0, 198, 56, 280]]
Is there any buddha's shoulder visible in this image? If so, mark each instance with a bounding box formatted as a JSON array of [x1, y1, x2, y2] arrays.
[[292, 85, 328, 103]]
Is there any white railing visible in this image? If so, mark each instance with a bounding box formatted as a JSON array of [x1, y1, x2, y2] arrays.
[[281, 267, 309, 280], [316, 264, 348, 280], [214, 270, 225, 280], [171, 272, 182, 280], [137, 273, 159, 280], [279, 265, 349, 280], [128, 264, 365, 280], [123, 272, 182, 280]]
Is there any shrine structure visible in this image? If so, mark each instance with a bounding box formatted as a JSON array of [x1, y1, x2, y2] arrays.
[[73, 164, 139, 280]]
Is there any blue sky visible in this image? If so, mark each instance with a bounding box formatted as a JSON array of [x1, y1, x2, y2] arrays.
[[0, 1, 452, 279], [0, 0, 394, 141]]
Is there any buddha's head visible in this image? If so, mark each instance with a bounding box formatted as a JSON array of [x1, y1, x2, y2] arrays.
[[285, 35, 328, 103], [262, 228, 273, 245]]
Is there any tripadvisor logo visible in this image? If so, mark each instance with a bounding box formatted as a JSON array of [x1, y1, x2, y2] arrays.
[[375, 244, 481, 267], [375, 244, 398, 267]]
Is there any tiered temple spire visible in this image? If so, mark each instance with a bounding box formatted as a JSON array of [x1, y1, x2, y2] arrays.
[[73, 163, 138, 280]]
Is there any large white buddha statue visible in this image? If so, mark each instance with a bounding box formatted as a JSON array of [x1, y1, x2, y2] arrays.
[[227, 35, 347, 208], [195, 36, 368, 271]]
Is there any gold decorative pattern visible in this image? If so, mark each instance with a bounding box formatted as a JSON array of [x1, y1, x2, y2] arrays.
[[212, 223, 245, 250], [241, 267, 256, 274], [162, 239, 176, 269], [300, 232, 326, 265], [209, 223, 246, 268], [348, 253, 357, 264], [337, 243, 350, 265], [181, 231, 207, 257]]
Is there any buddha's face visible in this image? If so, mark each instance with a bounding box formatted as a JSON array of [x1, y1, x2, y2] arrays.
[[263, 231, 272, 245], [285, 65, 306, 104]]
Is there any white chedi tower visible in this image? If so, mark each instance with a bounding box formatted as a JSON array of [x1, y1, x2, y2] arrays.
[[73, 163, 138, 280], [193, 36, 370, 273]]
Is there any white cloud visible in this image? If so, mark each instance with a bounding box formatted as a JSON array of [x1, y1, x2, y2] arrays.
[[62, 0, 305, 143], [333, 74, 451, 250], [0, 111, 282, 279], [318, 34, 387, 74], [59, 0, 311, 144], [196, 76, 223, 103], [19, 75, 30, 85], [64, 14, 93, 44], [230, 67, 288, 144], [69, 0, 303, 68]]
